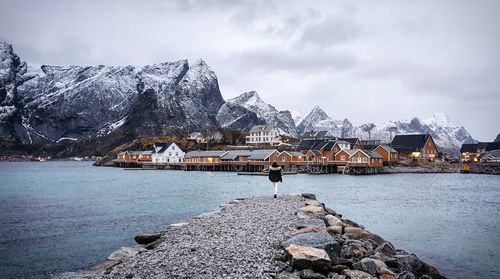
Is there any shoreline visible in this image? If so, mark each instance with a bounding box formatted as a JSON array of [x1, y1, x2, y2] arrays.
[[59, 194, 446, 279]]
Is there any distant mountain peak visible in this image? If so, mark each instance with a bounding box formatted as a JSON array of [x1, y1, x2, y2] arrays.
[[424, 112, 450, 126]]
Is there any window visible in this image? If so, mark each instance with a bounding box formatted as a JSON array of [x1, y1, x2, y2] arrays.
[[175, 152, 178, 156], [169, 152, 172, 156], [173, 146, 175, 150], [362, 157, 368, 163], [340, 155, 346, 161]]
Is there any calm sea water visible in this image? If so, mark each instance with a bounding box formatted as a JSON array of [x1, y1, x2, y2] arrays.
[[0, 162, 499, 278]]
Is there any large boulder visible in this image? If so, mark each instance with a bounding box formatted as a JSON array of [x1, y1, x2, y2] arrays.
[[300, 205, 325, 215], [134, 232, 162, 245], [391, 254, 429, 277], [353, 258, 388, 276], [301, 193, 317, 200], [340, 240, 371, 259], [285, 244, 331, 272], [283, 232, 341, 259], [291, 227, 327, 236], [298, 269, 326, 279], [343, 227, 368, 239], [324, 215, 345, 227], [374, 242, 397, 257], [343, 269, 375, 279], [295, 219, 326, 229]]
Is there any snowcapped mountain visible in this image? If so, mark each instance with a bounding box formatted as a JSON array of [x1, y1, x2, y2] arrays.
[[224, 91, 297, 136], [296, 106, 353, 138], [297, 106, 476, 154], [0, 42, 224, 143]]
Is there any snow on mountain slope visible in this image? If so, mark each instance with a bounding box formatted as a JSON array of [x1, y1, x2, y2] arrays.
[[0, 42, 225, 143], [226, 91, 297, 136], [296, 106, 353, 138]]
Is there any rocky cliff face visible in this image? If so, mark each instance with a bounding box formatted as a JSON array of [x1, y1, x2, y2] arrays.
[[0, 42, 225, 143], [223, 91, 297, 136]]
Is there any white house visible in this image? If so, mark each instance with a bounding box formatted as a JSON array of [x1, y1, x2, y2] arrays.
[[151, 142, 185, 163], [246, 125, 282, 145], [187, 132, 205, 143]]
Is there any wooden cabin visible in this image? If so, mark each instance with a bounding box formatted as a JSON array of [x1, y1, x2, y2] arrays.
[[339, 138, 362, 149], [248, 149, 280, 163], [184, 151, 228, 164], [374, 145, 398, 165], [460, 144, 479, 162], [350, 150, 384, 167], [391, 134, 439, 161], [277, 151, 306, 163], [305, 150, 324, 163], [138, 151, 153, 162], [334, 149, 357, 164]]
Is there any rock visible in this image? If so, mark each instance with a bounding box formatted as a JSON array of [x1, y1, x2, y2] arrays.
[[300, 205, 325, 215], [343, 219, 364, 229], [295, 219, 326, 229], [291, 227, 327, 236], [361, 233, 386, 246], [343, 227, 368, 239], [428, 265, 445, 279], [374, 242, 397, 257], [353, 258, 388, 276], [278, 271, 301, 279], [168, 222, 189, 228], [327, 226, 343, 235], [134, 232, 162, 245], [324, 207, 337, 215], [395, 271, 415, 279], [107, 247, 144, 262], [305, 199, 323, 207], [302, 193, 317, 200], [324, 215, 344, 227], [297, 211, 315, 219], [379, 274, 396, 279], [283, 232, 341, 259], [298, 269, 326, 279], [343, 269, 375, 279], [331, 265, 349, 274], [328, 274, 346, 279], [340, 240, 369, 259], [379, 268, 396, 276], [393, 254, 428, 277], [353, 259, 378, 276], [285, 244, 331, 272]]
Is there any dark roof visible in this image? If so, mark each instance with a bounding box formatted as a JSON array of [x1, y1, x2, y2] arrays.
[[460, 144, 478, 153], [298, 139, 325, 150], [309, 150, 321, 156], [486, 142, 500, 151], [391, 134, 432, 152], [322, 141, 336, 150], [477, 142, 489, 150], [339, 138, 359, 144], [153, 142, 173, 153], [363, 150, 384, 159]]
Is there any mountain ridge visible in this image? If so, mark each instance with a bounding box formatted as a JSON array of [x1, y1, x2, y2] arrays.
[[0, 41, 478, 154]]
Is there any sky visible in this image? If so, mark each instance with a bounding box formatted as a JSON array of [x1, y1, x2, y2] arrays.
[[0, 0, 499, 141]]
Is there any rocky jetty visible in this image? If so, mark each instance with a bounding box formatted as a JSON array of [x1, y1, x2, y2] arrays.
[[58, 194, 445, 279]]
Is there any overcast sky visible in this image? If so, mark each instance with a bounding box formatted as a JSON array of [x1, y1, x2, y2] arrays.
[[1, 0, 499, 140]]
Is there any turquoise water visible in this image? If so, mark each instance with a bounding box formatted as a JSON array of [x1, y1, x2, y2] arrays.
[[0, 162, 499, 278]]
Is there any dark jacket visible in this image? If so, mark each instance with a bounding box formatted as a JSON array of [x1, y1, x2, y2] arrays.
[[268, 166, 282, 183]]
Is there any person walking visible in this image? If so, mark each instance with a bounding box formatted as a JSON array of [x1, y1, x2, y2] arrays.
[[268, 162, 282, 198]]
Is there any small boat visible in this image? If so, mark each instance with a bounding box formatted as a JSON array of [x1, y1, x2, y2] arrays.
[[237, 172, 299, 176]]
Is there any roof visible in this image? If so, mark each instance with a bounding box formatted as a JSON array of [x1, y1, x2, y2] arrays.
[[376, 145, 398, 153], [248, 149, 278, 160], [249, 125, 277, 133], [307, 150, 321, 156], [482, 150, 500, 159], [336, 149, 357, 156], [391, 134, 433, 152], [140, 151, 153, 155], [221, 150, 252, 160], [298, 139, 324, 150], [302, 131, 332, 138], [363, 150, 384, 159], [153, 142, 173, 153], [477, 142, 489, 149], [280, 151, 304, 157], [339, 138, 360, 144], [486, 142, 500, 151], [128, 151, 144, 156], [185, 150, 227, 158], [460, 143, 477, 153]]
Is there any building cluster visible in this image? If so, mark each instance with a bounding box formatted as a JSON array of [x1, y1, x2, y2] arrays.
[[460, 142, 500, 163], [114, 123, 454, 173]]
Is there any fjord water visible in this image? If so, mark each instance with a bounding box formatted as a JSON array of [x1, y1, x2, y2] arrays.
[[0, 162, 499, 278]]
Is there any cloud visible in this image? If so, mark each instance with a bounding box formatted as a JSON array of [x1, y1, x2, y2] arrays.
[[299, 14, 363, 47]]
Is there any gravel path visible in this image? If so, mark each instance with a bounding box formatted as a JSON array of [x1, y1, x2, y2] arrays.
[[102, 195, 306, 279]]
